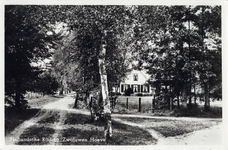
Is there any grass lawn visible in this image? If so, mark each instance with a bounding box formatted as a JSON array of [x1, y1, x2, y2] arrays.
[[118, 117, 221, 137], [17, 112, 156, 145], [60, 113, 156, 145], [58, 121, 154, 145]]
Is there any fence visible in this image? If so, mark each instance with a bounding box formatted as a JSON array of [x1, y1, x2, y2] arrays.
[[113, 96, 155, 113]]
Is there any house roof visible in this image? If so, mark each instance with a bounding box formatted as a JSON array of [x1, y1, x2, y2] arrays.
[[121, 70, 150, 85]]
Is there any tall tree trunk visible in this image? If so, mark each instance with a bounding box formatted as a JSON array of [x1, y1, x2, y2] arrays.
[[165, 85, 170, 109], [181, 83, 187, 107], [194, 84, 197, 105], [73, 93, 79, 108], [152, 94, 155, 113], [188, 10, 192, 108], [204, 82, 210, 110], [99, 30, 112, 141], [188, 83, 192, 108], [177, 91, 180, 109], [15, 80, 21, 109], [208, 85, 210, 104], [59, 86, 64, 95], [84, 91, 89, 106], [170, 85, 172, 110]]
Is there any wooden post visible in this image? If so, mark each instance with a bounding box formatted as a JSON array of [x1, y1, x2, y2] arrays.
[[139, 98, 141, 112], [170, 86, 173, 110], [73, 93, 79, 108], [170, 97, 173, 110], [112, 97, 114, 109], [113, 97, 116, 109], [194, 84, 197, 105], [126, 98, 128, 109], [177, 92, 180, 109], [90, 96, 95, 121], [152, 95, 155, 113], [111, 97, 114, 110]]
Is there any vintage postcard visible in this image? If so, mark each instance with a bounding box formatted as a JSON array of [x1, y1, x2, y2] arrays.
[[2, 0, 227, 150]]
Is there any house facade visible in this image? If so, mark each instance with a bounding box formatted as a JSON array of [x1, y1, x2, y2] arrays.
[[112, 70, 152, 95]]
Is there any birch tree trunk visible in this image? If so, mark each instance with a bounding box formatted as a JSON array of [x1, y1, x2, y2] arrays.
[[98, 30, 112, 140]]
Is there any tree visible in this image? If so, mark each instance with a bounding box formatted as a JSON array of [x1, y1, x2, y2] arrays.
[[191, 6, 221, 110], [131, 5, 221, 110], [5, 6, 60, 109], [44, 6, 134, 140], [66, 6, 134, 140], [34, 72, 60, 95]]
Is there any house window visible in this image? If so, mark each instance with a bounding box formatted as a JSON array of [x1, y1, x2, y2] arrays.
[[121, 84, 130, 92], [133, 73, 138, 81], [121, 85, 124, 92], [143, 85, 148, 92], [133, 85, 138, 92], [124, 84, 129, 91]]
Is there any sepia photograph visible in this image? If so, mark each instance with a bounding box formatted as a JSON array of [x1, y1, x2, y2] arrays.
[[3, 1, 227, 149]]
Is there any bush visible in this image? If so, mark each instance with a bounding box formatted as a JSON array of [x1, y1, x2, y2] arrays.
[[5, 94, 30, 110], [134, 93, 153, 96], [124, 88, 133, 96], [142, 93, 153, 96], [110, 92, 122, 96], [35, 72, 60, 95], [136, 93, 142, 96], [172, 104, 222, 118]]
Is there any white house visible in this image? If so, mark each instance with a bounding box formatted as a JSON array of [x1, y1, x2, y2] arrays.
[[112, 70, 152, 94]]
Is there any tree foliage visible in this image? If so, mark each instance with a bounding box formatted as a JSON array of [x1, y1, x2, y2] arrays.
[[5, 5, 61, 109], [132, 5, 221, 109], [50, 6, 135, 95], [5, 5, 222, 140]]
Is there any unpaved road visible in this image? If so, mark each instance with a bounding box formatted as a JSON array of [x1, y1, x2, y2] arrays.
[[5, 93, 80, 145], [5, 93, 223, 145]]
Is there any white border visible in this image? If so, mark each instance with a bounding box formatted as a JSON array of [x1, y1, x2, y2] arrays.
[[1, 0, 227, 150], [0, 0, 227, 5]]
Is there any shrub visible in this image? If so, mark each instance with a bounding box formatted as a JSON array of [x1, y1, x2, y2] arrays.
[[142, 93, 153, 96], [136, 93, 142, 96], [124, 88, 133, 96], [172, 104, 222, 118], [5, 94, 30, 110], [110, 92, 122, 96]]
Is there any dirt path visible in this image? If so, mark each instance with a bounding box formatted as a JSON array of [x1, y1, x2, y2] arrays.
[[5, 93, 76, 145], [5, 93, 223, 145], [49, 110, 67, 145]]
